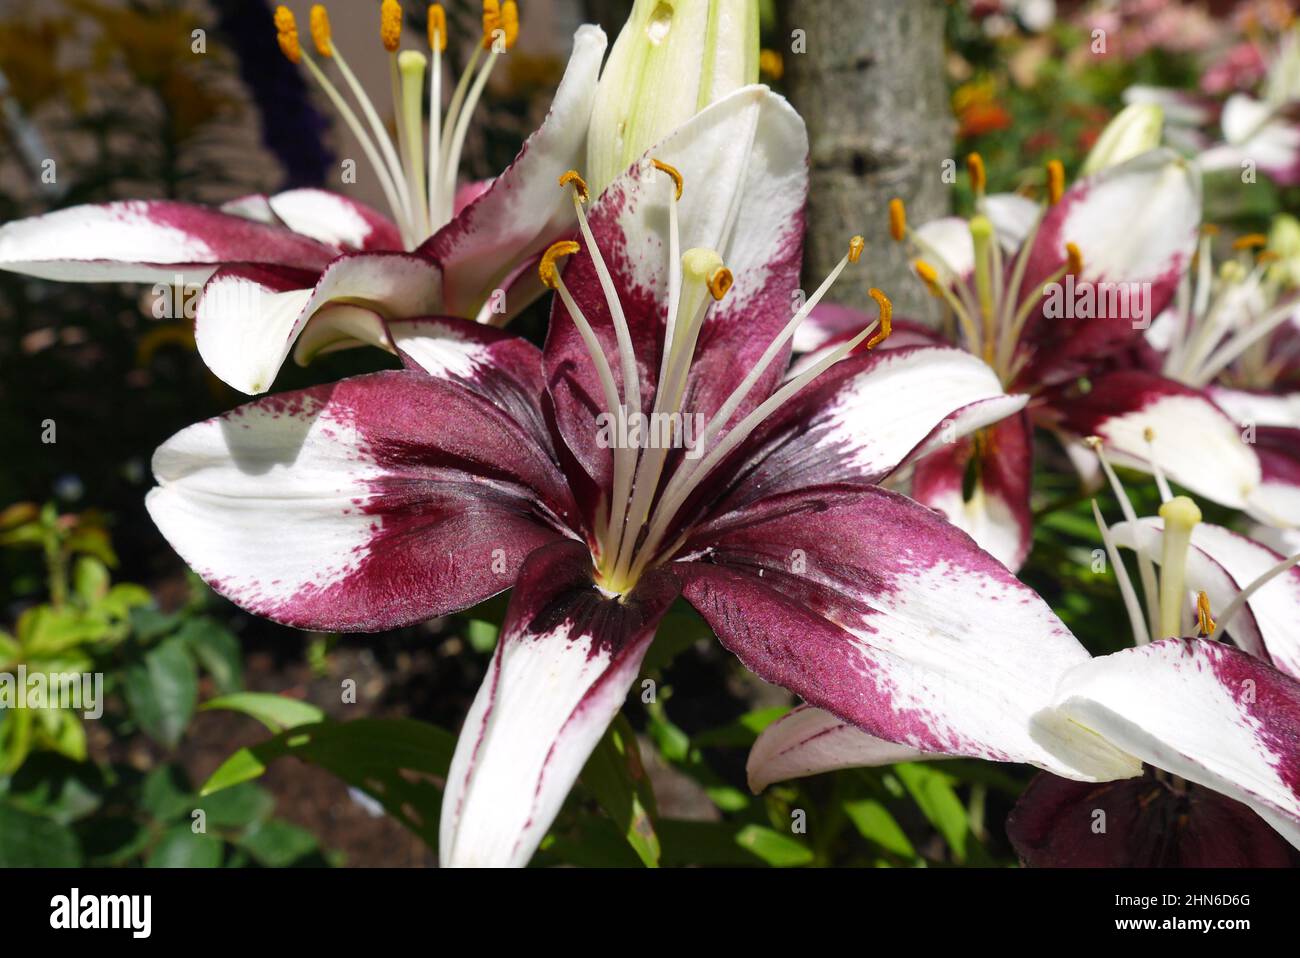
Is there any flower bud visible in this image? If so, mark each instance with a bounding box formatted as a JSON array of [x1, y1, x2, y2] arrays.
[[1080, 103, 1164, 176], [586, 0, 760, 195]]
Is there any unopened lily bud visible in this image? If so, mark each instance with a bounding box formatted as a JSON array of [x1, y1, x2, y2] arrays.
[[1080, 103, 1164, 176], [586, 0, 760, 195], [1267, 213, 1300, 286]]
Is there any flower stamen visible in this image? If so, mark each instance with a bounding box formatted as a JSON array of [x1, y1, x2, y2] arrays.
[[1196, 591, 1215, 638]]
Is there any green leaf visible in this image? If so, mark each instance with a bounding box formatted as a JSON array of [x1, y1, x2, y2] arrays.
[[0, 803, 81, 866], [842, 798, 916, 858], [72, 556, 110, 604], [464, 618, 499, 654], [0, 631, 19, 669], [146, 825, 223, 868], [123, 637, 198, 748], [579, 715, 659, 867], [237, 820, 319, 867], [641, 600, 714, 673], [175, 619, 243, 694], [0, 707, 34, 775], [201, 692, 324, 733], [1, 753, 103, 825], [19, 606, 108, 656], [895, 763, 982, 864], [735, 824, 814, 867], [691, 706, 788, 748], [64, 525, 117, 566], [100, 584, 153, 621], [79, 817, 150, 866], [200, 748, 267, 795], [536, 818, 644, 867], [657, 820, 812, 867], [128, 606, 182, 643], [141, 765, 196, 822], [32, 707, 86, 762], [201, 718, 456, 851], [198, 782, 274, 829]]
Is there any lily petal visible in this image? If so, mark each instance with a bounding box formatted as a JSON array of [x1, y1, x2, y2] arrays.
[[266, 189, 402, 252], [1047, 638, 1300, 850], [747, 704, 940, 792], [0, 200, 337, 283], [146, 370, 574, 631], [1053, 370, 1261, 511], [704, 346, 1027, 517], [440, 540, 678, 867], [419, 25, 608, 319], [676, 484, 1140, 781], [1019, 149, 1201, 376], [195, 252, 443, 394], [1251, 426, 1300, 530], [1201, 94, 1300, 186], [545, 85, 807, 491], [1110, 518, 1300, 678], [912, 412, 1033, 571]]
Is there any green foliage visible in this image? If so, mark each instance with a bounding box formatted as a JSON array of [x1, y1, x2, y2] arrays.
[[202, 716, 456, 852]]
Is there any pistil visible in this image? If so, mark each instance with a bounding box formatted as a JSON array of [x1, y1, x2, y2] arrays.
[[1157, 496, 1201, 640], [545, 163, 890, 594]]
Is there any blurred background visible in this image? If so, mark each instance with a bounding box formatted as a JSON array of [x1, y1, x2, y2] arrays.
[[0, 0, 1295, 868]]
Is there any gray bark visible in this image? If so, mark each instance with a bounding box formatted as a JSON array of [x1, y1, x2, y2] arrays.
[[780, 0, 953, 321]]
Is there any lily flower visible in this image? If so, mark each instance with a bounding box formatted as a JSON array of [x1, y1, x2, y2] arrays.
[[1147, 215, 1300, 530], [751, 446, 1300, 865], [144, 90, 1135, 866], [793, 147, 1237, 570], [1006, 455, 1300, 866], [0, 2, 610, 394]]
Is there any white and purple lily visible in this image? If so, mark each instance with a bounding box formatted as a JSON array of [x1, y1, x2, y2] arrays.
[[0, 3, 609, 395], [144, 89, 1135, 866], [752, 453, 1300, 865], [1005, 456, 1300, 866], [1146, 214, 1300, 533], [792, 147, 1268, 570]]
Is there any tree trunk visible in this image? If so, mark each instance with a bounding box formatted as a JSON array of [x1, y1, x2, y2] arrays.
[[780, 0, 953, 321]]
